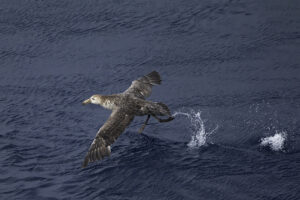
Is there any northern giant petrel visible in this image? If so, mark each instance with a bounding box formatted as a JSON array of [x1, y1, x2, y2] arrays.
[[82, 71, 174, 168]]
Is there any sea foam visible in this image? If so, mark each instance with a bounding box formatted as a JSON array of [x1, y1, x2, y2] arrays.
[[173, 110, 218, 148], [260, 131, 287, 151]]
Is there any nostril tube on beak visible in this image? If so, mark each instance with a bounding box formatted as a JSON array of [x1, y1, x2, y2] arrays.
[[82, 99, 91, 105]]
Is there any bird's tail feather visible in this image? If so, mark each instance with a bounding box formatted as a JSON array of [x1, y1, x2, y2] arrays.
[[157, 102, 171, 116], [146, 102, 171, 116]]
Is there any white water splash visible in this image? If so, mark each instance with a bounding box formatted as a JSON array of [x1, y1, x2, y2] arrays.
[[260, 131, 287, 151], [173, 110, 218, 148]]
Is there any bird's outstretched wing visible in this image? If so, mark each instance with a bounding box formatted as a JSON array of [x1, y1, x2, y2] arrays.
[[82, 109, 134, 168], [123, 71, 161, 99]]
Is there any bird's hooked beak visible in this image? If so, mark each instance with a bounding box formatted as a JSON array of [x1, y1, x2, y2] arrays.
[[82, 98, 91, 105]]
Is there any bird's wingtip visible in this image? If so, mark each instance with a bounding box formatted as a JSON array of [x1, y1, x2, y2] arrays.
[[82, 157, 89, 168]]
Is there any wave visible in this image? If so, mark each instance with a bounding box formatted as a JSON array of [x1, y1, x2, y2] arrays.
[[260, 131, 287, 151], [173, 109, 218, 148]]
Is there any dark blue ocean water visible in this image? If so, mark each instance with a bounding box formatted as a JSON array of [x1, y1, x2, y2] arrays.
[[1, 0, 300, 199]]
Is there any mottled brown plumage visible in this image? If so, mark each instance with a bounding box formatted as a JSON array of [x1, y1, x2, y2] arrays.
[[82, 71, 174, 168]]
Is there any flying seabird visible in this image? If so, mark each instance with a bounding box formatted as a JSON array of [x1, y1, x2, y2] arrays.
[[81, 71, 174, 168]]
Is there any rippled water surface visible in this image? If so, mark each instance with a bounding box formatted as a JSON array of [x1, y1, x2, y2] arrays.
[[1, 0, 300, 199]]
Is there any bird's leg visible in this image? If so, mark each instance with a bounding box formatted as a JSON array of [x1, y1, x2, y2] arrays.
[[151, 114, 175, 123], [138, 115, 150, 134]]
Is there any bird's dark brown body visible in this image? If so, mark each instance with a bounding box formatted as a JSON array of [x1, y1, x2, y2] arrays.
[[94, 94, 171, 117]]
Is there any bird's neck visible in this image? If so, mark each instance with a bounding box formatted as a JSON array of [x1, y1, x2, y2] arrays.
[[99, 95, 116, 110]]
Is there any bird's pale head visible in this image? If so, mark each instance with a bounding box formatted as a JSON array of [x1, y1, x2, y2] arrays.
[[82, 95, 103, 105]]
